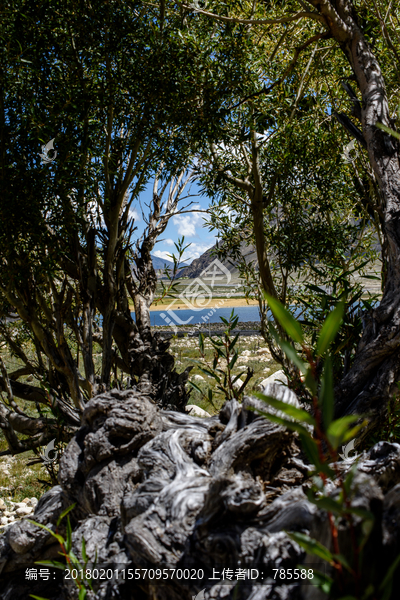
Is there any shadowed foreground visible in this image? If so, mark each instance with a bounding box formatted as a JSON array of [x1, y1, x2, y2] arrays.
[[1, 387, 400, 599]]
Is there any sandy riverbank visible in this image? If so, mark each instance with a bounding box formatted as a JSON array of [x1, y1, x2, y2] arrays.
[[129, 297, 259, 311]]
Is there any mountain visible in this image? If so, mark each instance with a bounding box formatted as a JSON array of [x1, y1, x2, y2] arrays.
[[151, 255, 189, 271], [178, 243, 257, 280]]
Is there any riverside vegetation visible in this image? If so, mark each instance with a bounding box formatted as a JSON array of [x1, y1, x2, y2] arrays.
[[0, 324, 277, 519], [3, 0, 400, 597]]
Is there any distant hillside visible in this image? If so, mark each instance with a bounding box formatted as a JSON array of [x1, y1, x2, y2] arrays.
[[178, 243, 257, 280], [151, 255, 188, 271]]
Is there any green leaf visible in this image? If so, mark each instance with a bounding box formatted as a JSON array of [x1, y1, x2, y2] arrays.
[[345, 507, 374, 521], [376, 122, 400, 140], [327, 416, 361, 448], [343, 462, 358, 496], [199, 333, 204, 354], [300, 433, 335, 478], [79, 588, 87, 600], [252, 407, 313, 437], [341, 421, 368, 444], [229, 352, 238, 369], [199, 367, 221, 383], [308, 568, 333, 594], [320, 355, 334, 431], [265, 293, 304, 343], [299, 433, 322, 467], [35, 560, 66, 570], [188, 381, 203, 394], [304, 368, 317, 397], [316, 301, 345, 356], [276, 335, 308, 375], [254, 392, 316, 426], [332, 553, 353, 573], [66, 516, 72, 553], [208, 388, 214, 406], [57, 503, 76, 527], [306, 490, 343, 514], [27, 520, 64, 544], [229, 333, 240, 351], [286, 532, 334, 564]]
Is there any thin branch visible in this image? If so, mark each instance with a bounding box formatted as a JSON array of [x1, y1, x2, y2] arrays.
[[228, 32, 331, 111], [180, 3, 326, 25]]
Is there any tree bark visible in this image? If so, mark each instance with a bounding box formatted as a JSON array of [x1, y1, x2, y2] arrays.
[[301, 0, 400, 430], [2, 387, 400, 599]]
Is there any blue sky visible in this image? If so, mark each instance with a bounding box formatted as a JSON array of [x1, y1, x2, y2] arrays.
[[130, 182, 215, 264]]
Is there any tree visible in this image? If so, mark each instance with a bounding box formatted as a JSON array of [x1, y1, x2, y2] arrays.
[[0, 0, 247, 456], [187, 0, 400, 433]]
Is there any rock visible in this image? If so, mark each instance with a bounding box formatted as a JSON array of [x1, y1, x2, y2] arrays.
[[192, 374, 205, 381], [3, 387, 400, 600], [29, 498, 38, 507], [256, 347, 271, 355], [231, 377, 244, 391], [257, 369, 288, 391], [16, 506, 33, 516], [0, 499, 6, 511], [0, 517, 7, 526], [22, 498, 30, 504], [185, 405, 211, 418]]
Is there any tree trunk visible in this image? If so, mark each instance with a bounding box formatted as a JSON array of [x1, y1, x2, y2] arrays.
[[304, 0, 400, 431], [1, 386, 400, 599]]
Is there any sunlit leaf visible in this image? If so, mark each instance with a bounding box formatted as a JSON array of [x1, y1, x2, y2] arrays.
[[265, 293, 304, 343], [316, 301, 345, 356], [286, 532, 335, 565]]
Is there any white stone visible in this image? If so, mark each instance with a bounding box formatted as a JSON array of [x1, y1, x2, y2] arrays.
[[240, 350, 251, 356], [185, 405, 211, 418], [16, 506, 33, 516], [256, 348, 271, 355], [0, 499, 6, 511], [257, 369, 288, 391], [29, 498, 38, 507], [192, 374, 205, 381], [0, 516, 7, 526], [231, 378, 244, 391]]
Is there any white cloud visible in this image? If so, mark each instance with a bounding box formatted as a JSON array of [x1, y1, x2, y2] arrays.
[[153, 250, 173, 262], [164, 238, 175, 246], [172, 206, 204, 237], [129, 207, 141, 222]]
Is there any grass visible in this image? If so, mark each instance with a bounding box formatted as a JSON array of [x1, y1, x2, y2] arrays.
[[0, 326, 279, 501], [170, 333, 278, 414], [0, 453, 52, 502]]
